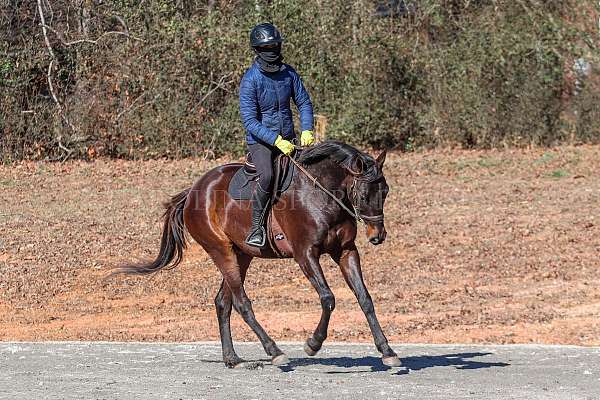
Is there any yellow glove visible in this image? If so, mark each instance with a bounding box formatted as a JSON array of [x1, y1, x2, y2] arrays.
[[274, 135, 295, 156], [300, 130, 315, 146]]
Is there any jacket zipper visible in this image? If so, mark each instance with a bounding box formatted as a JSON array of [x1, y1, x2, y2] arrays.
[[275, 82, 282, 137]]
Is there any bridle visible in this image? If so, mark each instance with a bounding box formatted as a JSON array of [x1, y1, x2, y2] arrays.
[[288, 155, 385, 225], [348, 174, 385, 224]]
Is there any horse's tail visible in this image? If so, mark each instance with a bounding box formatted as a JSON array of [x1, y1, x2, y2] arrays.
[[113, 188, 190, 276]]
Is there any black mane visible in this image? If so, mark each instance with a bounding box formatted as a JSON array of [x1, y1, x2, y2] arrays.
[[298, 140, 379, 179]]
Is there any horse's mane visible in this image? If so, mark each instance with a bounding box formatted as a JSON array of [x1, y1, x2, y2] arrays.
[[298, 140, 380, 180]]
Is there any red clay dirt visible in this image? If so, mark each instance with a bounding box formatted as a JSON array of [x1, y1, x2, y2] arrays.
[[1, 146, 599, 345]]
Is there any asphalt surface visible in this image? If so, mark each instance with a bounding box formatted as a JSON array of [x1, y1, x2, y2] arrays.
[[1, 342, 599, 400]]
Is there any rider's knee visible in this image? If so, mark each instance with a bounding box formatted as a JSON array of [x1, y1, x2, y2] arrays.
[[258, 170, 273, 191]]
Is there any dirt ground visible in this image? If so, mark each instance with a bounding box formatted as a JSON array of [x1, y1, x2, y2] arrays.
[[1, 146, 599, 345]]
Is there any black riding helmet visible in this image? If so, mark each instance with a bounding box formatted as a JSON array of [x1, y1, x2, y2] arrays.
[[250, 23, 284, 73], [250, 23, 283, 48]]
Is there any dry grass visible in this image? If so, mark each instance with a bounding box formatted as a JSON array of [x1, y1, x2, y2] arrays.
[[1, 146, 599, 345]]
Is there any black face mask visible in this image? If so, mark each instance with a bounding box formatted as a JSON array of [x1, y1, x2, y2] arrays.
[[254, 44, 283, 73]]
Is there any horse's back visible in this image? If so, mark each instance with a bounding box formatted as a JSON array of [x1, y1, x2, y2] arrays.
[[184, 161, 289, 258]]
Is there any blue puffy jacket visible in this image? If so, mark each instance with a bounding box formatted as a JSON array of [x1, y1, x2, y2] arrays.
[[239, 61, 314, 145]]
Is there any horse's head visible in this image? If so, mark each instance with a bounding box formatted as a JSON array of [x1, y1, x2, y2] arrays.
[[348, 150, 389, 245], [297, 141, 390, 245]]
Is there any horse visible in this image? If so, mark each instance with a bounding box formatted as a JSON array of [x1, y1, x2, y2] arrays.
[[118, 140, 401, 368]]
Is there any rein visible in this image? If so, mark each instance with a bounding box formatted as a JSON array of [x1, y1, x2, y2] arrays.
[[287, 154, 384, 225]]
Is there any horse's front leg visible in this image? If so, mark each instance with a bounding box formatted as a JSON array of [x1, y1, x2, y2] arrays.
[[295, 247, 335, 356], [332, 244, 401, 367]]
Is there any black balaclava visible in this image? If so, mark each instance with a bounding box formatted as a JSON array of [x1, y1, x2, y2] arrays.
[[254, 44, 283, 73]]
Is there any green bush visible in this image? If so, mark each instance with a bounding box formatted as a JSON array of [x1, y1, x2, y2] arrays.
[[0, 0, 598, 161]]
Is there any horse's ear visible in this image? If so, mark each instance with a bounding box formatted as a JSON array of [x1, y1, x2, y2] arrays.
[[376, 149, 387, 170]]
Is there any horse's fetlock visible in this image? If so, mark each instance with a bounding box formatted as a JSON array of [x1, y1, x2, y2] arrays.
[[308, 336, 323, 350], [313, 333, 327, 343], [374, 339, 390, 352]]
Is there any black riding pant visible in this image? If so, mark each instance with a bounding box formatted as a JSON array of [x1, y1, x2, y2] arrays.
[[248, 142, 275, 192]]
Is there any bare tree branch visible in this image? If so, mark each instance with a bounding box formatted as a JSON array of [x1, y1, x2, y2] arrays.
[[112, 14, 129, 36], [37, 0, 55, 59], [197, 72, 234, 107], [43, 0, 54, 25], [42, 23, 144, 46], [115, 93, 159, 121], [45, 59, 61, 112], [47, 60, 78, 138], [37, 0, 78, 156]]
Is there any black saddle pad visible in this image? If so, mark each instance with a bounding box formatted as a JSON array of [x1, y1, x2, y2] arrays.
[[228, 156, 295, 201]]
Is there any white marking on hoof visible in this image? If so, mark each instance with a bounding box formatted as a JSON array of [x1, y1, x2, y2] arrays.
[[272, 354, 289, 366], [382, 356, 402, 367], [233, 361, 249, 369], [304, 341, 318, 356]]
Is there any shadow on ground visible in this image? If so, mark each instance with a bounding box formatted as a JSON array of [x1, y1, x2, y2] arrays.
[[279, 352, 511, 374], [198, 352, 510, 374]]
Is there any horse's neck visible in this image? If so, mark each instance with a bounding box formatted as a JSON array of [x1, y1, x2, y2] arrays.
[[301, 158, 350, 193]]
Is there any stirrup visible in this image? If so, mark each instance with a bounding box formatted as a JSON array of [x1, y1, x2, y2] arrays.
[[245, 226, 266, 248]]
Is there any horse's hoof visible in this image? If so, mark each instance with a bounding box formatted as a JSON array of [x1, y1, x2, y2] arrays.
[[232, 361, 248, 369], [303, 341, 318, 356], [271, 354, 289, 366], [233, 361, 264, 370], [382, 355, 402, 367]]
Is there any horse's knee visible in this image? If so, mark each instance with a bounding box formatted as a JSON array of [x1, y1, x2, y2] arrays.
[[320, 293, 335, 312], [234, 298, 253, 318]]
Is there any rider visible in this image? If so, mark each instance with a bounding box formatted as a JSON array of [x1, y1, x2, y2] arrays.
[[240, 22, 315, 248]]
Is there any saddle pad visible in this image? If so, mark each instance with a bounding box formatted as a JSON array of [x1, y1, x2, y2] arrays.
[[227, 159, 295, 201]]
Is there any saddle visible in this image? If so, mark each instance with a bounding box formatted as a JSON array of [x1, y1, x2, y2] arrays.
[[227, 153, 296, 258]]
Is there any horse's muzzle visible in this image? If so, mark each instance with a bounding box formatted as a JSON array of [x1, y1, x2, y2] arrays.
[[367, 224, 387, 245]]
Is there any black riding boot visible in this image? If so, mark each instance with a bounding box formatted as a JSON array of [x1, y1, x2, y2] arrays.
[[245, 185, 270, 248]]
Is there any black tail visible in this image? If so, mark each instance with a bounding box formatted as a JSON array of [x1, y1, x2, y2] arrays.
[[113, 188, 190, 276]]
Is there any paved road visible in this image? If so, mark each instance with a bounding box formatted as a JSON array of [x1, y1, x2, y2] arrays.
[[1, 342, 598, 400]]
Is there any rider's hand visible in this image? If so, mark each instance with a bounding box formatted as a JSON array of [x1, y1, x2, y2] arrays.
[[274, 135, 295, 156], [300, 130, 315, 146]]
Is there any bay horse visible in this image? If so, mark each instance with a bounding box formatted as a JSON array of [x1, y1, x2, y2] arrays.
[[119, 141, 400, 368]]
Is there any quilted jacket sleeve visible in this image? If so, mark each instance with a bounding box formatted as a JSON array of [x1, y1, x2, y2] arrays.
[[290, 68, 314, 132], [239, 70, 278, 145]]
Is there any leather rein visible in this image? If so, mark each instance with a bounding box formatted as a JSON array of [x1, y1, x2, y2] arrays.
[[287, 155, 385, 225]]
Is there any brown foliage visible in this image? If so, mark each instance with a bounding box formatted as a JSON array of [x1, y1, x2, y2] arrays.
[[0, 0, 598, 161]]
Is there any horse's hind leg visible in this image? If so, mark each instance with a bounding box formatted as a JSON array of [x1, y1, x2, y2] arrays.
[[332, 244, 401, 367], [210, 246, 288, 366], [215, 280, 240, 367], [214, 252, 256, 367]]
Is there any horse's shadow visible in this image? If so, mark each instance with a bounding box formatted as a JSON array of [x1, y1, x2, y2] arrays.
[[279, 352, 510, 374], [198, 351, 510, 375]]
